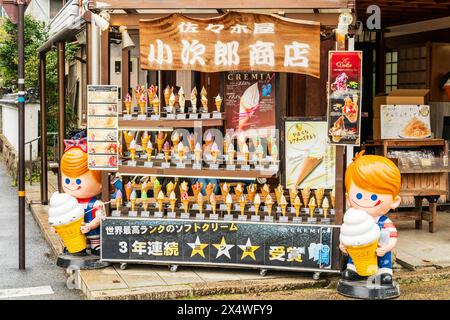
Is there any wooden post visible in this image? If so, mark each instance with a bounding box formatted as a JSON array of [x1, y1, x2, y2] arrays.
[[57, 41, 66, 193], [39, 52, 48, 204], [122, 48, 130, 97], [376, 32, 386, 94]]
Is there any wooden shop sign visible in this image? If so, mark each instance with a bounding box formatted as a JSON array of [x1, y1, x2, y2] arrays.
[[139, 11, 320, 77]]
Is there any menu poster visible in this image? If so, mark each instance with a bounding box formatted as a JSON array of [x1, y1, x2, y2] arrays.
[[224, 71, 276, 138], [87, 85, 119, 171], [381, 105, 431, 139], [327, 51, 362, 146], [284, 120, 336, 190]]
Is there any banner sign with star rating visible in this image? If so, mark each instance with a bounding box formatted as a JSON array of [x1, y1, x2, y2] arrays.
[[139, 11, 321, 77], [101, 218, 339, 272]]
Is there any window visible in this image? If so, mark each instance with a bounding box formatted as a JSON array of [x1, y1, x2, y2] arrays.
[[385, 51, 398, 93], [49, 0, 65, 19]]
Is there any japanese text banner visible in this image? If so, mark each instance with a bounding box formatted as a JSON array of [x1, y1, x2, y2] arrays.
[[139, 12, 321, 77]]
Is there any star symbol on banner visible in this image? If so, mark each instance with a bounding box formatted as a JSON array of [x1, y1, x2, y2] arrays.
[[238, 238, 260, 261], [187, 236, 209, 258], [212, 237, 234, 259]]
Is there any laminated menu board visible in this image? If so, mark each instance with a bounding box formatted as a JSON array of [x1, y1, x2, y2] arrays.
[[327, 51, 362, 145], [381, 105, 431, 139], [284, 120, 336, 190], [224, 71, 276, 138], [87, 85, 119, 170]]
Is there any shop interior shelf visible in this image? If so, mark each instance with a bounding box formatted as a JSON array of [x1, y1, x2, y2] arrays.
[[118, 116, 224, 129], [117, 165, 278, 180]]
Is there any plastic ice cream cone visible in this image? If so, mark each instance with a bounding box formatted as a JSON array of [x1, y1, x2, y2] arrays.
[[125, 182, 132, 202], [235, 184, 244, 199], [164, 150, 170, 162], [322, 197, 330, 219], [164, 85, 172, 106], [301, 187, 311, 209], [226, 203, 232, 215], [205, 183, 214, 201], [261, 184, 270, 199], [220, 183, 229, 203], [139, 102, 146, 115], [308, 197, 316, 218], [146, 148, 153, 161], [294, 204, 300, 217], [227, 151, 235, 165], [130, 149, 136, 161], [239, 203, 245, 215], [158, 200, 164, 213], [178, 150, 184, 163], [123, 131, 134, 149], [330, 189, 335, 209], [254, 203, 260, 216], [195, 150, 202, 163], [53, 217, 87, 253], [267, 204, 273, 216], [215, 95, 222, 112], [247, 184, 257, 203], [131, 199, 136, 211], [125, 102, 132, 115], [156, 133, 166, 153], [153, 186, 161, 199], [170, 199, 176, 213], [274, 185, 283, 205], [211, 151, 218, 164], [243, 152, 249, 164], [346, 240, 379, 276], [280, 204, 287, 216], [182, 200, 189, 214], [141, 133, 150, 151], [314, 187, 325, 208], [115, 197, 122, 211]]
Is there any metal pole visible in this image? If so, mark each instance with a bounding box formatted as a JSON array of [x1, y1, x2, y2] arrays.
[[39, 52, 48, 204], [57, 42, 66, 192], [17, 0, 26, 270]]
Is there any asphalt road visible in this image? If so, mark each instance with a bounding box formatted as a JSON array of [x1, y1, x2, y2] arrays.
[[0, 165, 82, 300]]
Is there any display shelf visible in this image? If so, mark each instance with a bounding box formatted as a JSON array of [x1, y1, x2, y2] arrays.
[[118, 116, 223, 129], [117, 165, 278, 180]]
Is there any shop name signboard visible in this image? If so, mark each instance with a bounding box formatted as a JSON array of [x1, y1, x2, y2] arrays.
[[101, 218, 337, 271], [139, 12, 320, 77]]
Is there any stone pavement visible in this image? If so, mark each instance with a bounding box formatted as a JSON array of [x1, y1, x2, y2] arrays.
[[25, 172, 450, 299]]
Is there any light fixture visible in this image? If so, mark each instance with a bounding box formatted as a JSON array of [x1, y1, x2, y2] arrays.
[[91, 11, 110, 31], [119, 26, 135, 50]]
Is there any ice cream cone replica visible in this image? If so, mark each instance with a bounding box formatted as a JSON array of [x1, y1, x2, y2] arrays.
[[152, 178, 161, 199], [133, 85, 144, 103], [301, 187, 311, 209], [181, 192, 189, 214], [157, 190, 165, 212], [265, 194, 273, 216], [237, 133, 246, 153], [289, 185, 298, 206], [194, 142, 202, 164], [247, 183, 257, 203], [163, 141, 171, 162], [49, 192, 87, 253], [322, 197, 330, 219], [215, 94, 222, 112], [220, 182, 229, 203], [293, 195, 302, 217], [201, 95, 208, 112], [270, 144, 279, 165], [180, 180, 189, 194], [340, 209, 380, 276], [115, 190, 123, 210], [168, 92, 176, 113], [314, 187, 325, 208], [146, 140, 153, 161], [169, 191, 177, 213], [256, 144, 264, 165], [141, 131, 150, 151], [156, 132, 167, 153], [123, 131, 135, 149], [267, 136, 274, 156], [152, 94, 160, 115], [235, 183, 244, 199], [129, 139, 137, 161], [190, 87, 198, 113], [261, 184, 270, 199], [274, 184, 284, 205], [280, 195, 288, 216], [210, 194, 217, 215], [130, 190, 137, 211], [225, 193, 233, 215], [227, 143, 235, 165], [238, 194, 246, 215], [192, 181, 203, 202], [171, 131, 181, 151], [178, 87, 186, 113], [197, 193, 204, 215], [205, 183, 215, 201], [166, 181, 175, 198], [177, 142, 185, 163], [163, 85, 172, 106], [330, 189, 335, 209], [308, 197, 316, 218], [210, 142, 219, 164], [254, 194, 261, 216], [124, 181, 133, 202], [123, 93, 132, 115], [242, 143, 249, 164], [138, 93, 147, 115], [148, 84, 158, 103], [141, 191, 148, 211]]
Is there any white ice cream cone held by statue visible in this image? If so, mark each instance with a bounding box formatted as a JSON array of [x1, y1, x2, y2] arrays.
[[48, 133, 110, 268], [337, 151, 402, 299]]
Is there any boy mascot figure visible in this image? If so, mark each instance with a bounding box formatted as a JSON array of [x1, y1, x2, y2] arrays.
[[338, 151, 401, 299], [49, 137, 105, 256]]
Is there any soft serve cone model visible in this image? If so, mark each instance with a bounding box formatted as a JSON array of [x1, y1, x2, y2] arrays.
[[340, 208, 380, 276], [48, 192, 86, 253]]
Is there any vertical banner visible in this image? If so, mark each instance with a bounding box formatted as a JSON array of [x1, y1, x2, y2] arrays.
[[327, 51, 362, 145], [284, 120, 336, 189], [224, 71, 276, 136], [87, 85, 119, 170]]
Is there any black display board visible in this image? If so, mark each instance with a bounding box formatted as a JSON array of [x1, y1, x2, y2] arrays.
[[101, 218, 340, 272]]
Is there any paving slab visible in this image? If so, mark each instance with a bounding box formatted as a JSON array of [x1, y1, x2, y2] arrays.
[[155, 268, 207, 286], [88, 284, 193, 300], [79, 267, 128, 292], [114, 265, 166, 288]]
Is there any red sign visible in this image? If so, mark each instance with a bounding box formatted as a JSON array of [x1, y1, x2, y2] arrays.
[[0, 1, 31, 24], [327, 51, 363, 146]]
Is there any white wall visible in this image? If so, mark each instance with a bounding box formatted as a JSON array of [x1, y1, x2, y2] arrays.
[[25, 0, 50, 23], [1, 103, 40, 160]]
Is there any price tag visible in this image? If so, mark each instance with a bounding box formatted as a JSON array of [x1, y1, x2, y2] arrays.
[[192, 164, 202, 170], [210, 164, 219, 170], [128, 211, 138, 218], [176, 113, 187, 120], [161, 162, 170, 169], [156, 153, 164, 160], [140, 211, 150, 218], [251, 215, 261, 222], [144, 161, 153, 168], [201, 113, 210, 119], [212, 112, 222, 119], [176, 163, 186, 169], [150, 115, 160, 120], [167, 212, 176, 219], [241, 165, 250, 171], [189, 113, 198, 119], [238, 215, 247, 221], [226, 165, 236, 171], [122, 114, 132, 120], [127, 161, 137, 167], [166, 113, 176, 120], [137, 115, 147, 121]]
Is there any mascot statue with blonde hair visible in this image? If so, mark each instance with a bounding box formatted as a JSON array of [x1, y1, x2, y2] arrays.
[[337, 151, 401, 299], [48, 135, 109, 268]]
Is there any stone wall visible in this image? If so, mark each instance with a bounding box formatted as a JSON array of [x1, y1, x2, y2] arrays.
[[0, 134, 18, 183]]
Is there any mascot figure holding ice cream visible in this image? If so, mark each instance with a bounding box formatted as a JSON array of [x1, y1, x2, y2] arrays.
[[48, 137, 105, 263], [337, 151, 401, 299]]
